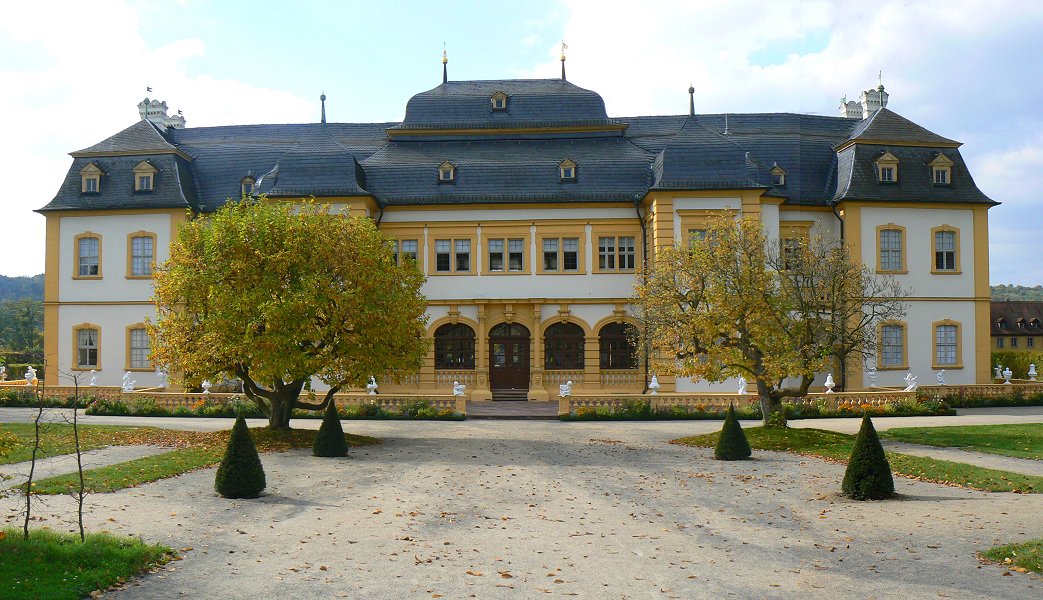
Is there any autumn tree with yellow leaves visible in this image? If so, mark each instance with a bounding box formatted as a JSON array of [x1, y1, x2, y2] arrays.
[[635, 217, 906, 426], [149, 199, 429, 430]]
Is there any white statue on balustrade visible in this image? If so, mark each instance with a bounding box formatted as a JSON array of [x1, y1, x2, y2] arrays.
[[366, 376, 379, 395], [736, 376, 747, 395], [559, 380, 572, 398], [201, 379, 212, 395], [23, 366, 37, 387], [995, 364, 1003, 380], [1029, 364, 1038, 382], [452, 381, 466, 397], [903, 372, 917, 392], [648, 374, 660, 395], [1003, 367, 1013, 385], [936, 370, 946, 386], [122, 371, 136, 392], [156, 368, 168, 389], [865, 365, 877, 388], [89, 370, 97, 387], [0, 365, 6, 381], [824, 373, 835, 393]]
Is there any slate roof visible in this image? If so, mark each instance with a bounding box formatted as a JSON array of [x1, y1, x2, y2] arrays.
[[843, 108, 958, 147], [362, 136, 651, 205], [991, 301, 1043, 336], [393, 79, 618, 130], [72, 119, 178, 155], [40, 78, 997, 213], [832, 143, 995, 205]]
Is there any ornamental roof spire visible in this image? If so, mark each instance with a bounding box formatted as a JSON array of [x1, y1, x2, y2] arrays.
[[442, 43, 448, 84], [560, 40, 568, 80]]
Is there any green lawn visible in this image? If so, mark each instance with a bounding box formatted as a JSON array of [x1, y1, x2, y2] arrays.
[[673, 427, 1043, 493], [0, 528, 172, 600], [981, 538, 1043, 575], [880, 423, 1043, 460], [2, 424, 379, 495]]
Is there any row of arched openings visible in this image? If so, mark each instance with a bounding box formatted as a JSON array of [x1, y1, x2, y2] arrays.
[[433, 322, 637, 370]]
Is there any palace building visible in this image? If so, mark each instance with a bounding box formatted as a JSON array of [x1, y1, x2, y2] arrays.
[[38, 63, 997, 398]]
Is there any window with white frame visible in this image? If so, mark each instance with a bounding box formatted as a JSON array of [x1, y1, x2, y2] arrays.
[[935, 324, 958, 366], [130, 235, 154, 276], [129, 328, 150, 369], [934, 230, 956, 271], [881, 324, 905, 368], [878, 228, 903, 271], [597, 236, 636, 271], [543, 237, 579, 271], [431, 238, 470, 272], [77, 327, 99, 368], [77, 236, 100, 277]]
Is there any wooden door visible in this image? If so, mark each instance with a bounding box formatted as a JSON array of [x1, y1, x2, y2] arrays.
[[489, 323, 530, 390]]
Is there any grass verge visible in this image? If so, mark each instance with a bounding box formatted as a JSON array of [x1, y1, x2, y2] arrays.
[[980, 538, 1043, 575], [0, 528, 173, 600], [14, 426, 379, 495], [880, 423, 1043, 460], [672, 427, 1043, 493], [0, 423, 215, 465]]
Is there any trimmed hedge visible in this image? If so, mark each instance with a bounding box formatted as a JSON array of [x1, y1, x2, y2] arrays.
[[842, 414, 895, 500], [214, 415, 266, 499], [313, 401, 350, 457], [714, 404, 752, 460]]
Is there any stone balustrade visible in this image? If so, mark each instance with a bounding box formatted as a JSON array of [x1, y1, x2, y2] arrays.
[[435, 370, 476, 388]]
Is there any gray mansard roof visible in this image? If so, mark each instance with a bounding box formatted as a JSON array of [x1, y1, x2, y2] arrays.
[[39, 78, 997, 213]]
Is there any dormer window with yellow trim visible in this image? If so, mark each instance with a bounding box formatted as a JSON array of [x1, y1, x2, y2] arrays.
[[929, 153, 953, 185], [438, 161, 456, 183], [559, 158, 577, 182], [490, 92, 508, 111], [770, 163, 786, 187], [241, 175, 255, 197], [132, 160, 157, 192], [80, 163, 103, 194], [876, 151, 898, 183]]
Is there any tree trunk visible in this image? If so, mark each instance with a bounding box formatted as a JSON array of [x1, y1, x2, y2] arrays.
[[268, 395, 294, 430], [756, 380, 781, 427]]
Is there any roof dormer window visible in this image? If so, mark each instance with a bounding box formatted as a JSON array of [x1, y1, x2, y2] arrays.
[[438, 161, 456, 183], [929, 153, 953, 186], [1032, 318, 1040, 328], [132, 160, 157, 192], [559, 158, 577, 182], [770, 163, 786, 187], [240, 174, 255, 197], [80, 163, 103, 194], [997, 318, 1007, 329], [490, 92, 508, 111], [876, 152, 898, 183]]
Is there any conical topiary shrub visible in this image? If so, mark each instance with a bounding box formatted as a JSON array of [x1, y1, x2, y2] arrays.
[[715, 403, 752, 460], [313, 401, 350, 457], [842, 413, 894, 500], [215, 414, 266, 499]]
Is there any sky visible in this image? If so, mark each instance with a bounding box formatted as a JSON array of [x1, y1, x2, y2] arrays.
[[2, 0, 1041, 283]]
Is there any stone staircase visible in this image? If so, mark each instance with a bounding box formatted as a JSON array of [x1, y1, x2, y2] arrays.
[[491, 389, 529, 402]]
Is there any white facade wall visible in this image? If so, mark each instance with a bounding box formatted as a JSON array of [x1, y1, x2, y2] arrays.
[[58, 304, 158, 387]]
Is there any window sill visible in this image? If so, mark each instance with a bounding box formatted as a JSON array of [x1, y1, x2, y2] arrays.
[[931, 364, 963, 370], [592, 269, 637, 275], [875, 269, 907, 275], [125, 275, 154, 280], [72, 366, 101, 372], [429, 271, 474, 276], [125, 367, 155, 372], [535, 270, 586, 276], [876, 365, 909, 371], [72, 275, 103, 280], [930, 269, 962, 275], [480, 270, 531, 276]]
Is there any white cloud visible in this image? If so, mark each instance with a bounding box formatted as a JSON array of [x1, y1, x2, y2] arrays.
[[0, 1, 314, 276]]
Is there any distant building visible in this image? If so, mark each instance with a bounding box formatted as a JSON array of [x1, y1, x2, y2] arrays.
[[991, 301, 1043, 351], [38, 65, 997, 395]]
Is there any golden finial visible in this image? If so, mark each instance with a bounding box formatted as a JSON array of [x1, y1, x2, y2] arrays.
[[560, 40, 568, 61], [442, 43, 448, 64]]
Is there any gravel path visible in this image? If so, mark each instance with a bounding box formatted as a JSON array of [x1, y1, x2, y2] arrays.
[[880, 441, 1043, 477], [1, 419, 1039, 599]]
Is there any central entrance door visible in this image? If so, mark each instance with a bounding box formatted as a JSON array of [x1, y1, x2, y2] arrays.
[[489, 322, 530, 395]]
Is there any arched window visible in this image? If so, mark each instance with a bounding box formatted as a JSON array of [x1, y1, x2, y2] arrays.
[[544, 322, 584, 370], [434, 323, 475, 369], [599, 322, 638, 369]]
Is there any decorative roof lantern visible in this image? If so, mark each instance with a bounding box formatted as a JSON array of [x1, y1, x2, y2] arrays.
[[137, 97, 186, 129]]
